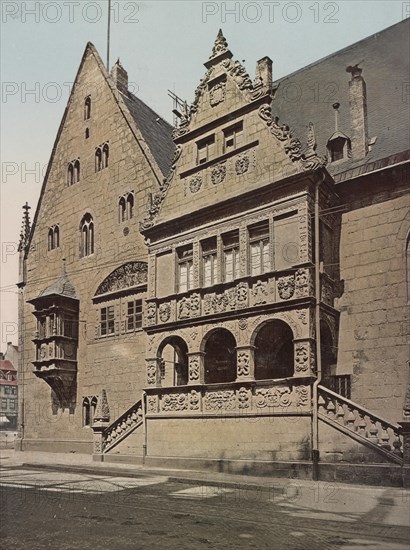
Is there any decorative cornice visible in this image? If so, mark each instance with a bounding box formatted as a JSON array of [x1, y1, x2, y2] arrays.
[[258, 105, 327, 172]]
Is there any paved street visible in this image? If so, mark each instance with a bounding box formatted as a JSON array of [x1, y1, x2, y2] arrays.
[[1, 460, 409, 550]]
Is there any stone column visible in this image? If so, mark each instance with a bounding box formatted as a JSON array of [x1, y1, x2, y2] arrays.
[[236, 345, 255, 382], [146, 357, 161, 387], [293, 339, 316, 377], [187, 352, 205, 385], [91, 389, 110, 462]]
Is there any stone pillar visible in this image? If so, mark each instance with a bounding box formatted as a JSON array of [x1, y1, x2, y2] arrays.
[[187, 352, 205, 385], [293, 339, 316, 377], [146, 357, 161, 387], [236, 345, 255, 382], [91, 389, 110, 462]]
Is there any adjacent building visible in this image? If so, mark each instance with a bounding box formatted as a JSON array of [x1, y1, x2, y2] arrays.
[[17, 20, 410, 485], [0, 343, 18, 429]]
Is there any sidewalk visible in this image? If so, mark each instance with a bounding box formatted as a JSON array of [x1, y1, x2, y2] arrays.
[[1, 448, 409, 500]]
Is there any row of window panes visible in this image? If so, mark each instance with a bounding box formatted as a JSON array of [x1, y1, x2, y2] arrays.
[[177, 223, 270, 292], [1, 399, 16, 409], [3, 387, 17, 395], [66, 144, 109, 186], [197, 121, 244, 165], [100, 300, 142, 337]]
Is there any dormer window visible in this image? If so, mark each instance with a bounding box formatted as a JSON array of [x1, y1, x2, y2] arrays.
[[197, 135, 215, 165], [327, 132, 351, 163]]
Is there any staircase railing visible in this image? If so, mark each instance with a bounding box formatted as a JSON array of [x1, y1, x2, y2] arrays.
[[318, 385, 403, 465], [102, 399, 143, 453]]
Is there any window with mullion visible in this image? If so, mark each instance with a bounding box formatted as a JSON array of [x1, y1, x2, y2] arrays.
[[222, 231, 240, 282], [249, 221, 270, 276], [127, 300, 142, 331], [177, 246, 194, 293], [100, 306, 115, 336]]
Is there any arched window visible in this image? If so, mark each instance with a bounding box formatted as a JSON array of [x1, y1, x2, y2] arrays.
[[83, 397, 90, 427], [67, 162, 74, 186], [48, 228, 54, 251], [74, 160, 80, 183], [84, 96, 91, 120], [95, 148, 102, 172], [85, 128, 90, 139], [126, 193, 134, 219], [203, 329, 237, 384], [119, 196, 126, 222], [158, 336, 188, 386], [102, 143, 109, 168], [80, 214, 94, 257], [254, 320, 294, 380], [48, 225, 60, 251], [90, 396, 97, 425], [53, 225, 60, 248]]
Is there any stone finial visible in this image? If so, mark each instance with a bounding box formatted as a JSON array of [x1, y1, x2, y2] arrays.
[[305, 122, 318, 157], [18, 202, 31, 252], [210, 29, 229, 58], [346, 63, 363, 80], [93, 389, 110, 424]]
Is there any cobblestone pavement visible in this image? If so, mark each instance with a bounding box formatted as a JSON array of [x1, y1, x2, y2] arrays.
[[1, 461, 409, 549]]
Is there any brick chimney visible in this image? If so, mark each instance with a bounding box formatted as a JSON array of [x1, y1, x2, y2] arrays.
[[111, 59, 128, 95], [256, 56, 273, 94], [346, 64, 369, 160]]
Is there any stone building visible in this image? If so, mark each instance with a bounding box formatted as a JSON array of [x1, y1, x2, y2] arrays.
[[0, 343, 19, 429], [17, 20, 410, 485]]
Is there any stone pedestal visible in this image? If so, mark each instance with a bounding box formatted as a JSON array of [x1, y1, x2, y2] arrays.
[[235, 345, 255, 382]]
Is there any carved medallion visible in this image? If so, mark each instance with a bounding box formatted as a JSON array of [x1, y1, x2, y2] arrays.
[[277, 276, 295, 300], [211, 163, 226, 185], [158, 303, 171, 323], [209, 81, 226, 106], [189, 175, 202, 194], [235, 155, 250, 175]]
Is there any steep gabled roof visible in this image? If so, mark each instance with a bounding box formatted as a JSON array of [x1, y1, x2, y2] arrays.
[[122, 92, 174, 177], [24, 42, 173, 258], [271, 18, 410, 179], [0, 360, 16, 372]]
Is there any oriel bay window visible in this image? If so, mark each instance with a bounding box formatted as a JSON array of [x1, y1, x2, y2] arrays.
[[177, 245, 194, 293], [222, 230, 240, 282], [127, 299, 142, 331], [249, 221, 270, 276], [100, 306, 115, 336], [202, 237, 217, 287]]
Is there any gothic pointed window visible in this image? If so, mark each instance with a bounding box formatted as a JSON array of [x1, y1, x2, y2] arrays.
[[53, 225, 60, 248], [80, 214, 94, 257], [67, 162, 74, 186], [84, 96, 91, 121], [48, 228, 54, 251], [48, 225, 60, 251], [119, 196, 126, 222], [74, 160, 80, 183], [95, 148, 102, 172], [126, 193, 134, 219], [103, 144, 109, 168]]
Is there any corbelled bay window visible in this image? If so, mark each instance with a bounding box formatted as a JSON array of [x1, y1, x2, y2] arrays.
[[100, 306, 115, 336], [249, 221, 270, 276], [177, 245, 194, 293], [222, 230, 240, 282], [202, 237, 217, 287], [127, 299, 142, 331]]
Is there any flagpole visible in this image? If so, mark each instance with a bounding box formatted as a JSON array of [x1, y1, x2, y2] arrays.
[[107, 0, 111, 70]]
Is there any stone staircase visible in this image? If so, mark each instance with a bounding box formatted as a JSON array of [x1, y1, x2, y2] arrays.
[[102, 399, 143, 454], [318, 385, 403, 465]]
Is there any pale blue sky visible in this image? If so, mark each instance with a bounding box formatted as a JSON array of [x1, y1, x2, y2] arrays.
[[1, 0, 407, 344]]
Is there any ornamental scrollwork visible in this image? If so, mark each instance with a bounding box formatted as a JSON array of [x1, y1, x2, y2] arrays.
[[146, 302, 157, 325], [235, 155, 250, 175], [161, 393, 188, 412], [295, 344, 309, 372], [94, 262, 148, 296], [189, 175, 202, 194], [189, 358, 200, 382], [147, 363, 157, 385], [252, 280, 268, 305], [189, 390, 201, 411], [255, 386, 292, 409], [237, 352, 250, 377], [238, 387, 251, 409], [204, 390, 236, 411]]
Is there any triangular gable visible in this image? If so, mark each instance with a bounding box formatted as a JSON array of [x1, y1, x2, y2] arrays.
[[25, 42, 172, 258]]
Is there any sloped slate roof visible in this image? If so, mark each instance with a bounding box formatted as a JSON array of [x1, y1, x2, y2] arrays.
[[37, 273, 77, 300], [122, 92, 175, 177], [0, 360, 16, 372], [271, 18, 410, 178]]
